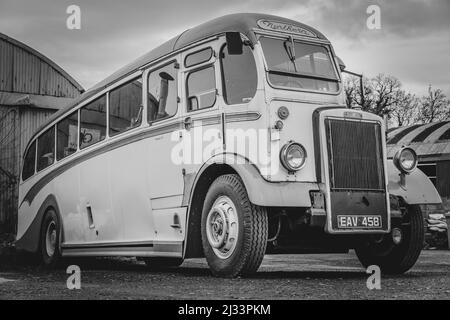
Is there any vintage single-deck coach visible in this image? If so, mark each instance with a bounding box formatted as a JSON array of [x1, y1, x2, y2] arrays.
[[15, 14, 443, 277]]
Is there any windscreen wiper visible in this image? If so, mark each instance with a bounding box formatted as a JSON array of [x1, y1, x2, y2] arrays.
[[283, 36, 298, 73]]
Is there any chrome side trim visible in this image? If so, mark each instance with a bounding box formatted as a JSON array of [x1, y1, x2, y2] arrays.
[[61, 241, 183, 258]]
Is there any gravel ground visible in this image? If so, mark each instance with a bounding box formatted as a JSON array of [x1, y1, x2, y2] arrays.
[[0, 250, 449, 300]]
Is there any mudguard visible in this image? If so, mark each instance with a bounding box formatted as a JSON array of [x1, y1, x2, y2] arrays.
[[15, 194, 63, 253], [186, 153, 319, 207], [387, 160, 442, 205]]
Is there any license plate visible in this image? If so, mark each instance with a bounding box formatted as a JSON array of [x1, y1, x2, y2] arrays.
[[337, 215, 382, 229]]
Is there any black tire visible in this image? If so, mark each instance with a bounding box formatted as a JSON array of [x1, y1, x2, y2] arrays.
[[201, 174, 268, 278], [143, 257, 184, 270], [355, 204, 424, 274], [39, 209, 61, 268]]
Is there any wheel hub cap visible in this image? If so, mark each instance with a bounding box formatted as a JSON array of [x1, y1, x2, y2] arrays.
[[206, 196, 239, 259], [45, 221, 57, 257]]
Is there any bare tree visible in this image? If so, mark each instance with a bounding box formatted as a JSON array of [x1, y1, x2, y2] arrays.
[[343, 75, 450, 126], [344, 74, 403, 118], [344, 77, 357, 109], [370, 74, 402, 116], [389, 90, 420, 127], [416, 85, 450, 123], [343, 74, 373, 111]]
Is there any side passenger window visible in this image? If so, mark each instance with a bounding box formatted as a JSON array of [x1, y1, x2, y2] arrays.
[[109, 77, 143, 136], [80, 95, 107, 149], [37, 127, 55, 172], [147, 63, 178, 123], [186, 66, 216, 111], [22, 141, 36, 180], [57, 111, 78, 160]]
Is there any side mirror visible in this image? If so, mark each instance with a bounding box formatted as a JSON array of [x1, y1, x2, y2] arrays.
[[225, 32, 243, 55], [336, 56, 346, 72]]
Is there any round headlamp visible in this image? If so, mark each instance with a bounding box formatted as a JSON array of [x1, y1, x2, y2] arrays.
[[280, 142, 307, 172], [393, 147, 417, 174]]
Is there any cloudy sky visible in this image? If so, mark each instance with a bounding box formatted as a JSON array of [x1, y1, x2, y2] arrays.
[[1, 0, 449, 96]]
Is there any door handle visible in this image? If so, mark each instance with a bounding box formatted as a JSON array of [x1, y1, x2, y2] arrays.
[[86, 205, 95, 229], [184, 117, 192, 130], [171, 213, 181, 229]]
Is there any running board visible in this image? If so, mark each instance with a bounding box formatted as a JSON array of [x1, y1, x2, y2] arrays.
[[61, 241, 183, 258]]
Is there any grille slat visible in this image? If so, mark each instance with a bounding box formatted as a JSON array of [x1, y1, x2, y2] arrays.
[[326, 118, 385, 190]]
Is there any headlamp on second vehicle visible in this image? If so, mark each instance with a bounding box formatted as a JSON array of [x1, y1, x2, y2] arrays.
[[393, 147, 418, 174], [280, 142, 307, 172]]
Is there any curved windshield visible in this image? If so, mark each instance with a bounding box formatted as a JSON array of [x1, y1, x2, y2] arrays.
[[260, 37, 339, 92]]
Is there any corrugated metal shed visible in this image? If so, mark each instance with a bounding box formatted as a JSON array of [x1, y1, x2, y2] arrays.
[[387, 121, 450, 209], [0, 33, 83, 97], [0, 33, 84, 234], [387, 121, 450, 160]]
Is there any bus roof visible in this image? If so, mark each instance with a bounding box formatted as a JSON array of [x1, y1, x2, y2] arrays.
[[26, 13, 327, 150]]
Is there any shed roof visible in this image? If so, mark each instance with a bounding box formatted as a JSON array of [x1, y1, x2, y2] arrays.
[[0, 33, 84, 93], [387, 121, 450, 159]]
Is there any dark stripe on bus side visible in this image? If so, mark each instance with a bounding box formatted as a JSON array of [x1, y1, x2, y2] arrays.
[[21, 121, 183, 206], [21, 112, 261, 207]]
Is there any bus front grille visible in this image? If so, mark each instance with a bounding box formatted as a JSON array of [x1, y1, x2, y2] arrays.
[[325, 118, 385, 191]]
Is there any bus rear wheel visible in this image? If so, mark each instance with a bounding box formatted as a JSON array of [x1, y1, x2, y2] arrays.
[[201, 174, 268, 278], [39, 209, 61, 268], [355, 204, 424, 274]]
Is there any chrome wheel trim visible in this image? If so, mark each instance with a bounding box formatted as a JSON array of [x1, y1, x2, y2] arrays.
[[45, 221, 57, 257], [206, 195, 239, 259]]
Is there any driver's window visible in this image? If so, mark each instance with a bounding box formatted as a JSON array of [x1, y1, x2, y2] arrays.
[[220, 44, 257, 105]]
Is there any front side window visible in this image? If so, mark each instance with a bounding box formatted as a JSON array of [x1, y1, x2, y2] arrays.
[[109, 77, 143, 136], [220, 44, 257, 105], [37, 127, 55, 172], [147, 63, 178, 122], [260, 37, 339, 92], [22, 141, 36, 180], [186, 66, 216, 111], [57, 111, 78, 160], [80, 95, 106, 149]]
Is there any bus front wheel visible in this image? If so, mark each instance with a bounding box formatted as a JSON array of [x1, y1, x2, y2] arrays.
[[201, 174, 268, 278], [355, 204, 424, 274], [39, 209, 61, 267]]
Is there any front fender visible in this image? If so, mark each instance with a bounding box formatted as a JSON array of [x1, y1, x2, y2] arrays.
[[189, 153, 319, 207], [387, 160, 442, 204]]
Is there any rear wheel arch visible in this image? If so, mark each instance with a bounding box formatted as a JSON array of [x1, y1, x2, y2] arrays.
[[184, 163, 238, 259], [15, 194, 64, 254]]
